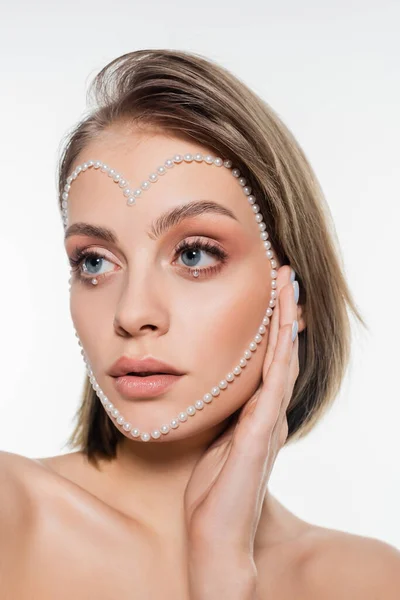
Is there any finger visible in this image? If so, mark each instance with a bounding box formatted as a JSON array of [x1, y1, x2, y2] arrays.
[[273, 333, 299, 448], [261, 265, 293, 381]]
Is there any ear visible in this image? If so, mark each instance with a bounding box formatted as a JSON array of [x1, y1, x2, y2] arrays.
[[296, 304, 307, 333]]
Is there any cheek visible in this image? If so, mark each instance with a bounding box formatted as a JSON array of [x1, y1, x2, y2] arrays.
[[177, 257, 271, 414], [69, 289, 112, 363]]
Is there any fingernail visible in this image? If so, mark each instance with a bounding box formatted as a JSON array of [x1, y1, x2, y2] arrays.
[[292, 280, 299, 304], [290, 267, 296, 282], [291, 319, 298, 342]]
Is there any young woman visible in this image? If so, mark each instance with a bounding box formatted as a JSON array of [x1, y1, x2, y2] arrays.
[[1, 49, 399, 599]]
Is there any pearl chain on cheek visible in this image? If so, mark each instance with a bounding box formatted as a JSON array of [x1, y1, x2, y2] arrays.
[[63, 152, 279, 442]]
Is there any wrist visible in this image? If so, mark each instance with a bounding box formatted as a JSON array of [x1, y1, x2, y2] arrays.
[[188, 545, 257, 600]]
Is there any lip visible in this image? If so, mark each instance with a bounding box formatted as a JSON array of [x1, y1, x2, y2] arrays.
[[109, 355, 184, 378], [112, 373, 182, 398]]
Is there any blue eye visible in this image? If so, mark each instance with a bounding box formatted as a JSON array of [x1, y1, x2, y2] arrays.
[[69, 248, 115, 284], [174, 238, 228, 273]]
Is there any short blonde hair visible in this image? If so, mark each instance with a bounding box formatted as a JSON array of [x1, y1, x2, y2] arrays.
[[57, 49, 366, 466]]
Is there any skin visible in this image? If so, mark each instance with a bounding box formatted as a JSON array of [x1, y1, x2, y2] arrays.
[[1, 125, 400, 599]]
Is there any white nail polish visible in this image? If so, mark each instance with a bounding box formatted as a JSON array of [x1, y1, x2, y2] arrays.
[[292, 280, 299, 304], [291, 319, 298, 342], [290, 268, 296, 282]]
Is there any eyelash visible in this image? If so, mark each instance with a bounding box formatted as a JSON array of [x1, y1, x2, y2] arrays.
[[69, 237, 229, 286]]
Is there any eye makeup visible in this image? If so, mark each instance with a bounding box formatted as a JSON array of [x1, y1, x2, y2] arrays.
[[68, 236, 229, 286]]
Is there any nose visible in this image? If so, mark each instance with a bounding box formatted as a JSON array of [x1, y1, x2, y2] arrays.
[[113, 268, 169, 338]]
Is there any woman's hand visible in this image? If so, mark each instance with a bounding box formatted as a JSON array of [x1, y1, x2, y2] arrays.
[[184, 266, 300, 598]]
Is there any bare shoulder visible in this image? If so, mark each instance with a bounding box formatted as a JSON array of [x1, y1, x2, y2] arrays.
[[299, 525, 400, 599], [257, 520, 400, 600], [0, 451, 42, 580], [0, 449, 38, 502], [0, 449, 60, 523]]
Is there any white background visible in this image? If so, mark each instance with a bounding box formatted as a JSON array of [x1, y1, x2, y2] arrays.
[[0, 1, 399, 548]]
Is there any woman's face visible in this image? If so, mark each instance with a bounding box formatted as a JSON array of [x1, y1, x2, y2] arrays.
[[64, 124, 277, 440]]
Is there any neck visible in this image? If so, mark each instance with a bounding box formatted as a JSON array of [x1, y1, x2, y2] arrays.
[[91, 410, 244, 534]]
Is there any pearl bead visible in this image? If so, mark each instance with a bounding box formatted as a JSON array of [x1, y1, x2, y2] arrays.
[[226, 372, 235, 382], [111, 408, 119, 418], [131, 429, 140, 438], [157, 166, 166, 174], [173, 154, 183, 162], [203, 393, 213, 403], [233, 366, 242, 376], [184, 153, 193, 161], [151, 430, 161, 439], [170, 419, 179, 429], [249, 342, 257, 351], [263, 316, 270, 326], [214, 157, 223, 166], [149, 173, 158, 182], [266, 307, 273, 316], [195, 400, 204, 410], [123, 422, 132, 431], [232, 168, 240, 177], [187, 406, 196, 416], [160, 424, 170, 434], [141, 433, 151, 442], [178, 412, 188, 422], [194, 153, 203, 161], [239, 358, 247, 368], [255, 334, 262, 343], [244, 350, 252, 359], [211, 387, 220, 396], [117, 416, 125, 425], [219, 379, 228, 389]]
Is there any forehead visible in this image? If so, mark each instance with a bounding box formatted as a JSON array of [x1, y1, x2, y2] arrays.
[[66, 126, 255, 239]]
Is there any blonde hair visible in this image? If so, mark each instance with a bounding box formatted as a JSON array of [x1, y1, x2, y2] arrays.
[[57, 49, 366, 466]]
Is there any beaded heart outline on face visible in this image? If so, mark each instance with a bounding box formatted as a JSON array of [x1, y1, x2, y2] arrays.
[[62, 152, 280, 442]]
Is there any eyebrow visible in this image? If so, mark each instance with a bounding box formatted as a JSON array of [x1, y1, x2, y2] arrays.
[[64, 200, 239, 243]]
